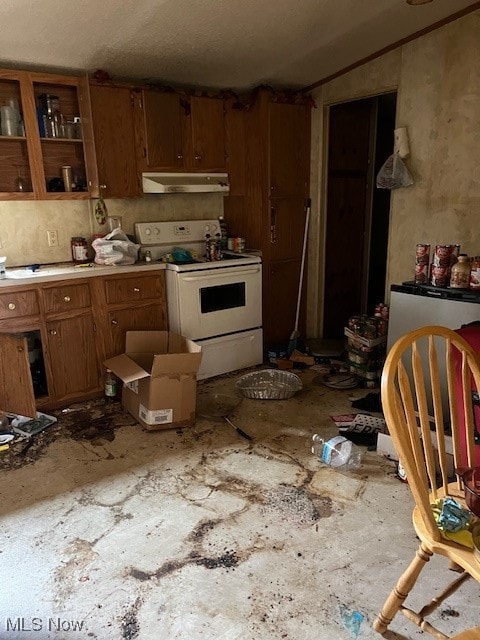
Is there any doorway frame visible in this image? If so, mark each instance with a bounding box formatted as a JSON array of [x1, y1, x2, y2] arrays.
[[315, 90, 397, 338]]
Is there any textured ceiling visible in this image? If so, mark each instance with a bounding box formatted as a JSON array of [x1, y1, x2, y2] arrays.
[[0, 0, 477, 91]]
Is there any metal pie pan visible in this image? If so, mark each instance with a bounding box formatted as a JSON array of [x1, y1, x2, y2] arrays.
[[235, 369, 303, 400]]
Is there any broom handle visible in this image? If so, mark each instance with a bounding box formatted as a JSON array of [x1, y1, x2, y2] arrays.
[[294, 198, 311, 332]]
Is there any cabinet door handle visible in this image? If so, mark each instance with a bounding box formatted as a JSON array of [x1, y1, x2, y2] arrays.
[[49, 329, 57, 336], [133, 287, 140, 293], [7, 302, 16, 310], [177, 154, 183, 160], [270, 206, 277, 244], [63, 295, 71, 302], [111, 319, 118, 326], [17, 346, 24, 352], [194, 155, 202, 161]]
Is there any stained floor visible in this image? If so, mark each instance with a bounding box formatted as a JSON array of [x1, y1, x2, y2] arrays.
[[0, 369, 478, 639]]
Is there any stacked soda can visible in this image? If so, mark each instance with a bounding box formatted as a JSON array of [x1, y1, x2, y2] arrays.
[[414, 244, 430, 284], [430, 244, 459, 287]]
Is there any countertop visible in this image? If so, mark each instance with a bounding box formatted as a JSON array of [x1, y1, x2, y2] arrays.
[[0, 261, 166, 288]]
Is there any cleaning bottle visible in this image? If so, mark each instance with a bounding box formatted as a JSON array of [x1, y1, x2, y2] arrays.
[[311, 434, 362, 469], [218, 216, 228, 249], [104, 369, 119, 401]]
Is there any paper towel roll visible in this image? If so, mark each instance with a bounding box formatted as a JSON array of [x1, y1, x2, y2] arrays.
[[394, 127, 410, 158]]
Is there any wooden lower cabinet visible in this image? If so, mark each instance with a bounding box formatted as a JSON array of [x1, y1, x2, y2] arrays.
[[0, 333, 37, 417], [107, 303, 167, 358], [0, 269, 168, 413], [45, 314, 99, 400]]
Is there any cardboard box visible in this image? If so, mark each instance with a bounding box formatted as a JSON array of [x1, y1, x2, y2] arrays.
[[104, 331, 202, 431], [376, 430, 454, 476], [344, 327, 387, 348]]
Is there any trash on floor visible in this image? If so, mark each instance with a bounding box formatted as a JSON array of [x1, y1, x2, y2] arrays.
[[351, 391, 382, 412], [312, 434, 362, 469], [10, 411, 57, 437], [235, 369, 302, 400]]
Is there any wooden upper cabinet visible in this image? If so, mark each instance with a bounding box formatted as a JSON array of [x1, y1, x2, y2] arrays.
[[186, 96, 226, 171], [269, 102, 311, 197], [134, 90, 184, 171], [86, 83, 140, 198], [0, 69, 90, 200], [134, 91, 226, 172]]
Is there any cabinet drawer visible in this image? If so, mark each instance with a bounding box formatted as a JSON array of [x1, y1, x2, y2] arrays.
[[43, 283, 91, 314], [105, 275, 163, 304], [0, 289, 39, 319]]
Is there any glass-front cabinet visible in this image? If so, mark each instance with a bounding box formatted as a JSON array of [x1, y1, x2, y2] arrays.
[[0, 74, 33, 197], [0, 69, 90, 200]]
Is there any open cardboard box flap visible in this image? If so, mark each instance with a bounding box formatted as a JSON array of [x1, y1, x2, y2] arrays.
[[103, 353, 150, 384], [104, 331, 202, 382]]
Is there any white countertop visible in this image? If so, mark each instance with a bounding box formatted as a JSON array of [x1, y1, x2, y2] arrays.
[[0, 261, 166, 288]]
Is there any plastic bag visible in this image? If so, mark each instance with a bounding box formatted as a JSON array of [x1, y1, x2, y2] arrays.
[[91, 228, 140, 265], [376, 152, 413, 190]]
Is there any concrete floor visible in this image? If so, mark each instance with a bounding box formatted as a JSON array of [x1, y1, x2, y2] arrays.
[[0, 369, 478, 639]]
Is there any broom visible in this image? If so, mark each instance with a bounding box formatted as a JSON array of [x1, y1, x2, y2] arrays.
[[287, 198, 311, 357]]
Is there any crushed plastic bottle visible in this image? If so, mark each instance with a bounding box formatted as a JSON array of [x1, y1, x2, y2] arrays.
[[311, 434, 362, 469]]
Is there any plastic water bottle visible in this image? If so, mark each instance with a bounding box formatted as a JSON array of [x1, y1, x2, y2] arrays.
[[311, 434, 362, 469]]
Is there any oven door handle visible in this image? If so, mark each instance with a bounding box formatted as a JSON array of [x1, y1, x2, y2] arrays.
[[180, 267, 261, 282]]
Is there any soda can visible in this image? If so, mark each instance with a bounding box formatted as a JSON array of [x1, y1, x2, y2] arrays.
[[414, 262, 429, 284], [430, 264, 449, 287], [433, 244, 454, 267], [415, 244, 430, 265]]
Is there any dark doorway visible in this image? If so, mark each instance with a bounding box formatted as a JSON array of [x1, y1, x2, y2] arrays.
[[323, 93, 397, 339]]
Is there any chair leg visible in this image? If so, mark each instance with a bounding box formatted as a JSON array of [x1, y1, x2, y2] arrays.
[[373, 542, 433, 634]]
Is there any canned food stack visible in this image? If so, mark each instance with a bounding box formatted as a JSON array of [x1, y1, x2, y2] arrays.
[[430, 244, 460, 287], [414, 243, 430, 284], [344, 307, 389, 387]]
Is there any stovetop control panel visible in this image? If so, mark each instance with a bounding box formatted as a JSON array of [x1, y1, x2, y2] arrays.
[[135, 219, 220, 245]]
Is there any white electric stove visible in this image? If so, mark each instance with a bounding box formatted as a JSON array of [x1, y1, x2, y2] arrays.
[[135, 219, 263, 379]]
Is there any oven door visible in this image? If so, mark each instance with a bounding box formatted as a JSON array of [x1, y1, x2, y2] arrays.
[[168, 265, 262, 340]]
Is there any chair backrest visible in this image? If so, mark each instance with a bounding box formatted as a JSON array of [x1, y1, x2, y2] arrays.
[[381, 325, 480, 541]]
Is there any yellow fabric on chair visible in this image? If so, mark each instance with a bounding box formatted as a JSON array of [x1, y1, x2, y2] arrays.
[[431, 498, 476, 549]]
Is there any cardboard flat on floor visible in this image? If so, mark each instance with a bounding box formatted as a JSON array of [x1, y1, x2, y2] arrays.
[[104, 331, 202, 431]]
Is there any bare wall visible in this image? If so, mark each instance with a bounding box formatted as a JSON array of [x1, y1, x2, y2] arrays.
[[0, 195, 224, 267], [308, 9, 480, 338]]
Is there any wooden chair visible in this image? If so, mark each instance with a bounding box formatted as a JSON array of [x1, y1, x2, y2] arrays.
[[373, 326, 480, 639]]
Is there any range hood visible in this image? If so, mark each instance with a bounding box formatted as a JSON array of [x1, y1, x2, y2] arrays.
[[142, 172, 229, 194]]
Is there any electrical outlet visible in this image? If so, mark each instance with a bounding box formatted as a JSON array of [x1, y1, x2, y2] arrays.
[[46, 230, 59, 247]]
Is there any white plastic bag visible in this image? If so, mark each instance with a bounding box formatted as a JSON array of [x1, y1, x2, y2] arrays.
[[376, 152, 413, 190], [91, 228, 140, 265]]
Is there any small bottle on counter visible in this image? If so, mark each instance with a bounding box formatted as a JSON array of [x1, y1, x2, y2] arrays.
[[145, 250, 152, 263], [450, 254, 470, 289], [215, 233, 222, 260], [71, 237, 89, 263]]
